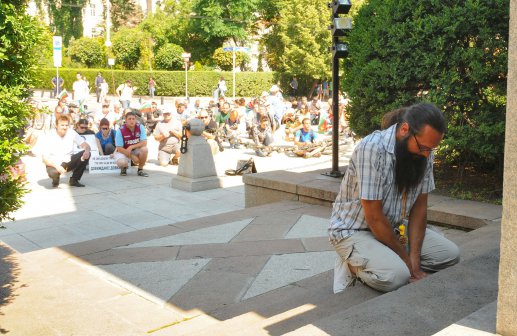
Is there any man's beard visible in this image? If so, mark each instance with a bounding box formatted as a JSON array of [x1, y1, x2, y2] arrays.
[[395, 136, 428, 193]]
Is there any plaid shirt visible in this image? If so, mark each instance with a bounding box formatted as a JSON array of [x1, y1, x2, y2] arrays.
[[328, 124, 435, 243]]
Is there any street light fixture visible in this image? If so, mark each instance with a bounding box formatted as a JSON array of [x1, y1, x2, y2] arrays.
[[324, 0, 353, 178]]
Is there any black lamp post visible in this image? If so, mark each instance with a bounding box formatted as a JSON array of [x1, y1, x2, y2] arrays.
[[324, 0, 352, 178]]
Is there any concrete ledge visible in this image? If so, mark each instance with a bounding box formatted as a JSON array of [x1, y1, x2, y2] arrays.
[[244, 169, 502, 231], [243, 168, 343, 209]]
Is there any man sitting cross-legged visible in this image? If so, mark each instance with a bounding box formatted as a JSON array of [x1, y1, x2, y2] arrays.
[[252, 115, 274, 157], [42, 115, 91, 187], [114, 111, 149, 177], [293, 118, 323, 158], [153, 108, 182, 166]]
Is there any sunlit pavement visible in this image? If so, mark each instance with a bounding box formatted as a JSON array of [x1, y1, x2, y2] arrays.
[[0, 94, 500, 335]]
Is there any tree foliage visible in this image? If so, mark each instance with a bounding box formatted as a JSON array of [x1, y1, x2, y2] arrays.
[[139, 0, 192, 51], [0, 1, 45, 222], [112, 27, 147, 70], [47, 0, 87, 46], [68, 37, 105, 68], [110, 0, 144, 32], [154, 43, 184, 71], [212, 47, 248, 71], [344, 0, 508, 173], [261, 0, 331, 85], [188, 0, 260, 61]]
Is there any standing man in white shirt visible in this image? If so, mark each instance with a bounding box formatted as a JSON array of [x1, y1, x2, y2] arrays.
[[72, 72, 88, 108], [42, 115, 91, 187], [116, 80, 137, 109]]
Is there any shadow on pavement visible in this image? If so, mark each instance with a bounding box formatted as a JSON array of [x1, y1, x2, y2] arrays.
[[0, 243, 21, 335]]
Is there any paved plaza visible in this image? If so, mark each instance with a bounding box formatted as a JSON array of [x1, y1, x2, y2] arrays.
[[0, 95, 503, 335]]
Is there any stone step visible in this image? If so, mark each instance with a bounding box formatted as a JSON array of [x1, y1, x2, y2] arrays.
[[284, 223, 501, 336], [432, 301, 497, 336], [244, 171, 502, 231], [163, 223, 497, 336]]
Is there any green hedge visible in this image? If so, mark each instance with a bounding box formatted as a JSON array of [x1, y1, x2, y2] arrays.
[[36, 69, 276, 97]]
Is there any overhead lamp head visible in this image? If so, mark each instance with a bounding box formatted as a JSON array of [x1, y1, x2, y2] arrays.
[[330, 17, 353, 36], [332, 43, 349, 59], [328, 0, 352, 16]]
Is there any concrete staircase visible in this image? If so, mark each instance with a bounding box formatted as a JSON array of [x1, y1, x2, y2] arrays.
[[159, 221, 500, 336]]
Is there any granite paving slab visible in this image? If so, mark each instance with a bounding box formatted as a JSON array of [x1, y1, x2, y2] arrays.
[[242, 251, 336, 300], [98, 258, 211, 301], [122, 218, 254, 248]]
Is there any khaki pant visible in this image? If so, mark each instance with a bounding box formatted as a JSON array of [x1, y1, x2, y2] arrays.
[[332, 228, 460, 293]]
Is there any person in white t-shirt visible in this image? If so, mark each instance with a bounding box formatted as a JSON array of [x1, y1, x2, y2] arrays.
[[153, 109, 182, 166], [116, 80, 137, 109], [72, 72, 88, 107], [95, 103, 116, 128], [42, 115, 91, 187]]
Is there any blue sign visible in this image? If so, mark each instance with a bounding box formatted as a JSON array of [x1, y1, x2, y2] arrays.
[[223, 46, 250, 52]]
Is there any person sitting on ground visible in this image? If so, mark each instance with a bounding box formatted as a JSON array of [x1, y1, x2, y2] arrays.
[[245, 98, 260, 137], [95, 118, 116, 155], [116, 107, 144, 129], [309, 96, 322, 126], [174, 101, 189, 125], [294, 118, 317, 146], [114, 111, 149, 177], [293, 118, 324, 158], [297, 96, 308, 110], [54, 97, 70, 125], [252, 116, 274, 157], [329, 103, 460, 294], [282, 101, 297, 141], [266, 85, 285, 131], [150, 101, 162, 130], [42, 115, 91, 187], [153, 108, 182, 166], [95, 102, 116, 129], [318, 98, 334, 134], [112, 102, 122, 129], [75, 118, 95, 135], [215, 101, 231, 127], [235, 97, 248, 134], [198, 109, 223, 155], [254, 104, 275, 134], [189, 99, 204, 116], [224, 109, 241, 149]]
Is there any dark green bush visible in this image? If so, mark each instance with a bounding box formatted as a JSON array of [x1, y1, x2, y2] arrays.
[[36, 69, 276, 97], [344, 0, 508, 173]]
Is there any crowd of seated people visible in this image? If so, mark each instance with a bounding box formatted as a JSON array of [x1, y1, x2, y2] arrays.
[[35, 84, 350, 187]]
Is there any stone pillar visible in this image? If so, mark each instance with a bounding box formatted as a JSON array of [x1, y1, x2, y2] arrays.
[[170, 119, 222, 192], [497, 0, 517, 334]]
